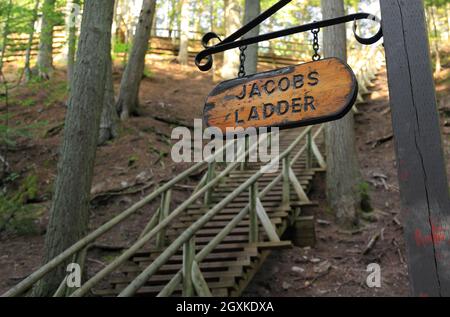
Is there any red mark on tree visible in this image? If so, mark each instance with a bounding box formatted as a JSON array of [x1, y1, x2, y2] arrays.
[[415, 224, 447, 247]]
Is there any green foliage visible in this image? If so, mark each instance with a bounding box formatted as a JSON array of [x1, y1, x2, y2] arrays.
[[15, 173, 38, 204], [143, 67, 153, 79], [0, 114, 33, 147], [358, 181, 373, 213], [113, 41, 131, 54], [128, 154, 139, 167], [0, 173, 41, 235]]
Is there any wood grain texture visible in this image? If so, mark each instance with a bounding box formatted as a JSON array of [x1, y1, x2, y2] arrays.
[[381, 0, 450, 297], [204, 58, 358, 134]]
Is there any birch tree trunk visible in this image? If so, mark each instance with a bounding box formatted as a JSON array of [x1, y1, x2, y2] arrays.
[[116, 0, 156, 120], [32, 0, 115, 296], [37, 0, 56, 80], [321, 0, 361, 229], [243, 0, 260, 75], [220, 0, 241, 80], [177, 0, 190, 65]]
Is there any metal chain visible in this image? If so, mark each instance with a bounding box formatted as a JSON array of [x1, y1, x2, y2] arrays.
[[238, 45, 247, 78], [311, 28, 321, 61]]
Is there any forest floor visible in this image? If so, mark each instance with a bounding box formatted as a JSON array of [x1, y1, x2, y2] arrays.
[[0, 50, 449, 296]]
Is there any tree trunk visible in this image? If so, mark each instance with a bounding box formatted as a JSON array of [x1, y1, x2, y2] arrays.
[[447, 3, 450, 41], [37, 0, 56, 80], [177, 0, 189, 65], [151, 2, 158, 37], [168, 0, 177, 40], [321, 0, 361, 229], [243, 0, 260, 75], [116, 0, 156, 120], [67, 0, 81, 87], [98, 53, 119, 146], [220, 0, 241, 80], [0, 0, 12, 73], [429, 5, 441, 76], [24, 0, 40, 82], [32, 0, 115, 297]]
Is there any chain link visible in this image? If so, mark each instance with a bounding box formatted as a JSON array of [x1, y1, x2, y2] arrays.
[[311, 28, 321, 61], [238, 45, 247, 78]]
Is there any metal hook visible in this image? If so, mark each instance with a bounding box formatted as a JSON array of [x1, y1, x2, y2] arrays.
[[352, 15, 383, 45], [195, 32, 222, 71]]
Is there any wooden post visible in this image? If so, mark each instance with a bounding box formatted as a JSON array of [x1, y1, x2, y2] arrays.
[[306, 130, 313, 169], [156, 190, 171, 249], [204, 162, 216, 206], [240, 136, 249, 171], [282, 157, 290, 207], [249, 182, 259, 243], [380, 0, 450, 296], [182, 237, 195, 297]]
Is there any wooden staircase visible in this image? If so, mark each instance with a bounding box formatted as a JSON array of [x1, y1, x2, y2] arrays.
[[92, 129, 325, 297]]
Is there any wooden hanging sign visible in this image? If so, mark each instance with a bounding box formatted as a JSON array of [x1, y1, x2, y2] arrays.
[[203, 57, 358, 133]]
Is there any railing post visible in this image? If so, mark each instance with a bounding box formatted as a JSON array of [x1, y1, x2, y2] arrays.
[[156, 189, 171, 249], [282, 156, 290, 207], [182, 237, 195, 297], [240, 135, 249, 171], [204, 162, 216, 206], [306, 130, 313, 169], [249, 182, 259, 243]]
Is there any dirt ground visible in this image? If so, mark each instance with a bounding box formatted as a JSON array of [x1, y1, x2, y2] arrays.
[[0, 52, 449, 296]]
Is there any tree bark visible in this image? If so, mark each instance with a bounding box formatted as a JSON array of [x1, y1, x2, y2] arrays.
[[37, 0, 56, 80], [67, 0, 81, 87], [177, 0, 189, 65], [98, 53, 119, 146], [321, 0, 361, 229], [220, 0, 241, 80], [243, 0, 260, 75], [116, 0, 156, 120], [24, 0, 40, 82], [32, 0, 115, 297]]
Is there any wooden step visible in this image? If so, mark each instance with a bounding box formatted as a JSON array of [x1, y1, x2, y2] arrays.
[[184, 207, 291, 216], [187, 201, 291, 209], [172, 218, 283, 229], [122, 258, 252, 275], [178, 212, 287, 222], [185, 203, 311, 212], [165, 234, 254, 245], [108, 266, 245, 286], [210, 194, 303, 203], [216, 182, 309, 191], [94, 278, 236, 297], [251, 241, 293, 250], [134, 242, 262, 257], [132, 248, 257, 263], [167, 226, 266, 237]]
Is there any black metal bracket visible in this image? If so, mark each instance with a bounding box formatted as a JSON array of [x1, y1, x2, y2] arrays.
[[195, 0, 383, 72]]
